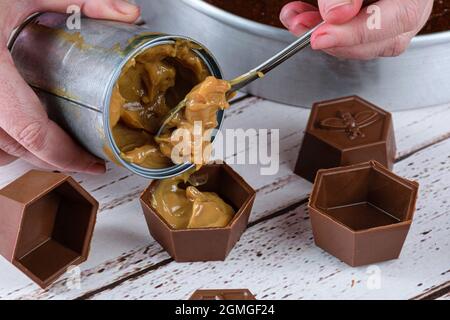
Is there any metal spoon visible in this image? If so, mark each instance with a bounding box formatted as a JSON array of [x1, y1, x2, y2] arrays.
[[156, 21, 325, 137]]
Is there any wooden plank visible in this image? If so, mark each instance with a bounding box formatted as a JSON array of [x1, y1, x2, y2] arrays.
[[0, 100, 449, 299], [81, 138, 450, 300], [412, 281, 450, 300], [437, 292, 450, 300], [393, 102, 450, 158]]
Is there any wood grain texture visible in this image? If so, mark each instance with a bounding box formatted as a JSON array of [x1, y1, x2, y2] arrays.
[[412, 280, 450, 300], [0, 99, 449, 300], [437, 291, 450, 300], [79, 136, 450, 300]]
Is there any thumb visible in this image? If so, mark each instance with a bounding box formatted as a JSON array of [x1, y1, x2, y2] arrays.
[[317, 0, 363, 24], [36, 0, 140, 23]]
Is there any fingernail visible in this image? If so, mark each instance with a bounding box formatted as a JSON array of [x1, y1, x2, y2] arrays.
[[290, 23, 309, 37], [280, 9, 298, 28], [86, 162, 106, 175], [113, 0, 139, 15], [312, 33, 337, 49], [324, 0, 353, 15]]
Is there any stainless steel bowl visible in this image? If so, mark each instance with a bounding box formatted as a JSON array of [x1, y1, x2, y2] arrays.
[[137, 0, 450, 110]]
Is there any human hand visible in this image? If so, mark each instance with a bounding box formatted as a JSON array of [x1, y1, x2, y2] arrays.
[[0, 0, 140, 173], [280, 0, 434, 59]]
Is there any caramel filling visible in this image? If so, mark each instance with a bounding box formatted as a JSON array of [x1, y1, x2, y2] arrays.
[[150, 171, 235, 229], [109, 41, 230, 169], [156, 76, 231, 165]]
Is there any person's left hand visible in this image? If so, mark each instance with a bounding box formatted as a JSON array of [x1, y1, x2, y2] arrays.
[[0, 0, 140, 173]]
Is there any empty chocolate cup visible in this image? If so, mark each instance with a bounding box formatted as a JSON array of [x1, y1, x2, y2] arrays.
[[190, 289, 256, 300], [140, 164, 256, 262], [308, 161, 419, 267], [295, 96, 396, 182], [0, 170, 98, 288]]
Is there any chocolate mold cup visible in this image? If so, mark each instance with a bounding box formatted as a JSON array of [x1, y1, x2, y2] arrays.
[[295, 96, 396, 183], [190, 289, 256, 300], [0, 170, 98, 288], [140, 164, 256, 262], [9, 13, 224, 179], [308, 161, 419, 267]]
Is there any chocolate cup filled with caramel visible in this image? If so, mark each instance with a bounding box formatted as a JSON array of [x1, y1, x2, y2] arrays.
[[0, 171, 98, 288], [140, 164, 256, 262], [295, 96, 396, 183], [308, 161, 419, 267]]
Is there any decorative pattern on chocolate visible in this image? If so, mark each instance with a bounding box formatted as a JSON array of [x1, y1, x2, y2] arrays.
[[319, 110, 378, 140]]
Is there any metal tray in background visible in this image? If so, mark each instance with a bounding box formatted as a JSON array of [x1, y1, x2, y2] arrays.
[[137, 0, 450, 110]]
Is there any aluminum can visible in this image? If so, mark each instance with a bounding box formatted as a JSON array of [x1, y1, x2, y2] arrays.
[[9, 13, 224, 179]]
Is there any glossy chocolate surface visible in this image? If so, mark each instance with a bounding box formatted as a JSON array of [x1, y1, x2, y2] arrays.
[[140, 164, 256, 262], [295, 96, 396, 182], [0, 171, 98, 288], [308, 161, 419, 267], [205, 0, 449, 35], [310, 100, 385, 147], [190, 289, 256, 300]]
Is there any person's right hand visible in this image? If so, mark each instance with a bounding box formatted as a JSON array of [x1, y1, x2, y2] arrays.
[[0, 0, 140, 173], [280, 0, 433, 60]]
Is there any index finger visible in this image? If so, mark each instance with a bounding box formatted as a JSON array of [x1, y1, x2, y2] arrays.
[[312, 0, 432, 49]]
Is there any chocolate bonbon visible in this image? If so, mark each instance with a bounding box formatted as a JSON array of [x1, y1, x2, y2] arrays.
[[295, 96, 396, 183], [190, 289, 256, 300], [308, 161, 419, 267], [140, 164, 256, 262], [0, 171, 98, 288]]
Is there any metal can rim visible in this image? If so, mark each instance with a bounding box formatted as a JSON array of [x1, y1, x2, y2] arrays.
[[103, 34, 225, 179], [7, 12, 44, 51]]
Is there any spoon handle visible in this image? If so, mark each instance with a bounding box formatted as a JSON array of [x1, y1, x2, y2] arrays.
[[229, 21, 325, 92]]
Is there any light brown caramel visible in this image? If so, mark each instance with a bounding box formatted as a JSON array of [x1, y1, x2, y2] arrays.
[[109, 41, 220, 168], [150, 171, 235, 229], [156, 76, 231, 165]]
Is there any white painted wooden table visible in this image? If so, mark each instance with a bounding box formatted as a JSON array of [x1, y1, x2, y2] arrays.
[[0, 96, 449, 300]]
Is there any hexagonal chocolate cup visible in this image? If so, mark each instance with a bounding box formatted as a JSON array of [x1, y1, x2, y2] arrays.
[[0, 170, 98, 288], [140, 164, 256, 262], [190, 289, 256, 300], [295, 96, 396, 182], [308, 161, 418, 267]]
